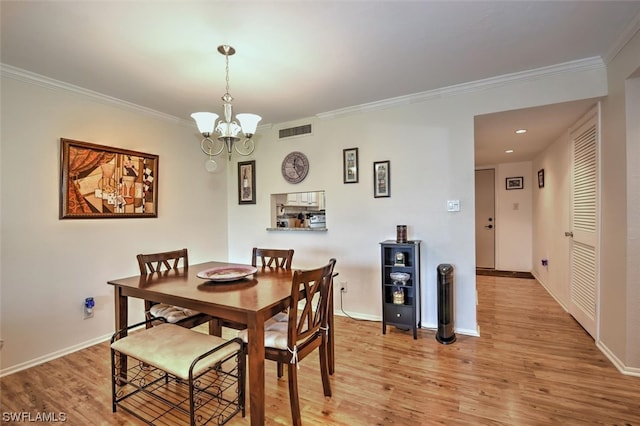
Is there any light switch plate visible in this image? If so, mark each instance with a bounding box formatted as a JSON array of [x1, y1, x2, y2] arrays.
[[447, 200, 460, 212]]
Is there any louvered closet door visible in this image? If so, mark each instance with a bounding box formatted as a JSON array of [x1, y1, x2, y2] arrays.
[[569, 107, 599, 339]]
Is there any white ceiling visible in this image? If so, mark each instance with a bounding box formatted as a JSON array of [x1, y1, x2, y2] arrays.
[[2, 1, 639, 165]]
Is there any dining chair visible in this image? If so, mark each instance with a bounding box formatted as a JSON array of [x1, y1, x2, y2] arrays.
[[238, 258, 337, 426], [137, 248, 217, 334], [251, 247, 295, 270], [219, 247, 295, 332]]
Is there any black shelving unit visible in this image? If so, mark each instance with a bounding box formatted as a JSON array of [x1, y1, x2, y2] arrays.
[[380, 240, 421, 339]]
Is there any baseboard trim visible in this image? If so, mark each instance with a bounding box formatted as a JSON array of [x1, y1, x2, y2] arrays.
[[0, 333, 112, 378], [333, 311, 480, 337], [597, 340, 640, 377], [476, 268, 534, 279]]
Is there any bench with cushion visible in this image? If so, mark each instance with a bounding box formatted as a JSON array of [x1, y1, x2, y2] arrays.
[[110, 319, 245, 426]]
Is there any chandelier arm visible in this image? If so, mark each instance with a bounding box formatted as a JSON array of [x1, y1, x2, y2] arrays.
[[201, 137, 225, 157], [234, 138, 256, 156]]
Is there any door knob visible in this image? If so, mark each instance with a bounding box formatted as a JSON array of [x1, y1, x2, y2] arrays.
[[565, 231, 573, 237], [484, 224, 493, 229]]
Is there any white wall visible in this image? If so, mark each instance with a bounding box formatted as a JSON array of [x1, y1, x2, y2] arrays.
[[495, 161, 533, 272], [600, 33, 640, 374], [600, 29, 640, 372], [226, 66, 607, 337], [532, 130, 572, 309], [0, 73, 229, 374], [624, 75, 640, 369]]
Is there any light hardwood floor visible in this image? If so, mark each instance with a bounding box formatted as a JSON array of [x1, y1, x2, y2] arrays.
[[1, 275, 639, 425]]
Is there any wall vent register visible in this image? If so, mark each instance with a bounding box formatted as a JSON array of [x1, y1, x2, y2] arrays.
[[279, 124, 312, 139]]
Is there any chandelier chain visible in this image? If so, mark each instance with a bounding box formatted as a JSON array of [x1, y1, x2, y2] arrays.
[[225, 51, 231, 98]]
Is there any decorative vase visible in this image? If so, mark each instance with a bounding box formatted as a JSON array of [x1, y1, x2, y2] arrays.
[[396, 225, 407, 243], [393, 288, 405, 304], [390, 272, 410, 305]]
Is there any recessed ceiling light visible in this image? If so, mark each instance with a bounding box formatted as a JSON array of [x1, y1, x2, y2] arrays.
[[505, 149, 514, 153], [515, 129, 527, 134]]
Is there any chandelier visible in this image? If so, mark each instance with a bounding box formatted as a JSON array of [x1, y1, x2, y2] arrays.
[[191, 45, 261, 170]]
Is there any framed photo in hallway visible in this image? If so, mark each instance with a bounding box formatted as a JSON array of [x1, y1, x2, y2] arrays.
[[505, 176, 523, 190], [538, 169, 545, 188]]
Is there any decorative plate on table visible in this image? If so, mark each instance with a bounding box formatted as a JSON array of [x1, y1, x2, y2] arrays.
[[197, 265, 258, 282]]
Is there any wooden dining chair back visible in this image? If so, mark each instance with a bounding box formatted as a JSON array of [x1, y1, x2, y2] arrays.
[[251, 247, 294, 270], [137, 248, 189, 275], [239, 258, 336, 426], [137, 248, 215, 332]]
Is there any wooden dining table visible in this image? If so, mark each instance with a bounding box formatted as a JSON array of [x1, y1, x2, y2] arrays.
[[107, 261, 334, 426]]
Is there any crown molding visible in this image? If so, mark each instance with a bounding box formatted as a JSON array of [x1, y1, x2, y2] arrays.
[[603, 10, 640, 64], [317, 57, 605, 120], [1, 63, 277, 130], [0, 63, 185, 124]]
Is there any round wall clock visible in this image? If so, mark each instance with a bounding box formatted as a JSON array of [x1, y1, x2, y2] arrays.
[[281, 151, 309, 184]]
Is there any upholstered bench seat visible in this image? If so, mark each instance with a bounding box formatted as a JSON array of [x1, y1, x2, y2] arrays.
[[110, 321, 245, 425], [111, 323, 239, 379]]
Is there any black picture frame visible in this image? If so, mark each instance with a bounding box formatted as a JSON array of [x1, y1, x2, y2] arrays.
[[238, 160, 256, 204], [343, 147, 359, 183], [506, 176, 524, 190], [373, 160, 390, 198], [538, 169, 545, 188], [59, 138, 158, 219]]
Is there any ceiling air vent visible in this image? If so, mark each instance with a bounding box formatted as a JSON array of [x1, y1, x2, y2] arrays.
[[279, 124, 312, 139]]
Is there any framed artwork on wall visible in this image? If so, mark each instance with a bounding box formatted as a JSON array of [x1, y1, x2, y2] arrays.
[[538, 169, 545, 188], [59, 138, 158, 219], [373, 160, 390, 198], [343, 147, 359, 183], [506, 176, 524, 190], [238, 160, 256, 204]]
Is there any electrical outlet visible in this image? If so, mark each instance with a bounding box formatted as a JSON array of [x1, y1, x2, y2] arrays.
[[84, 297, 95, 319], [340, 281, 347, 293]]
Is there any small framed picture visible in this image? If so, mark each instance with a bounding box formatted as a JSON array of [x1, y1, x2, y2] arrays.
[[238, 160, 256, 204], [373, 160, 390, 198], [538, 169, 545, 188], [343, 148, 359, 184], [506, 176, 524, 190]]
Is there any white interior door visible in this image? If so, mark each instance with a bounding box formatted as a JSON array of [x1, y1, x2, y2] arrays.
[[475, 169, 496, 269], [569, 107, 599, 338]]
